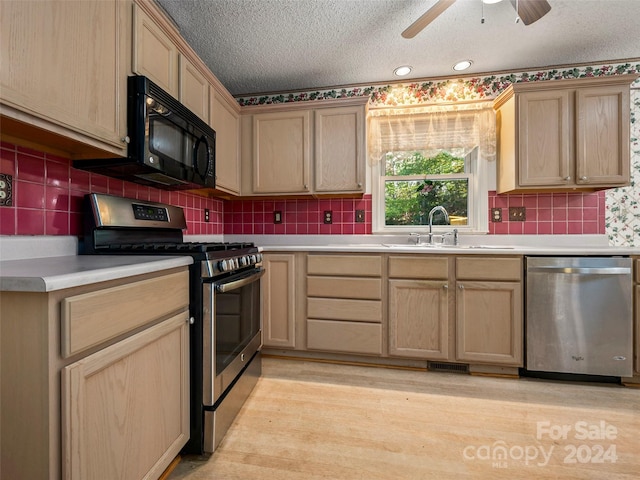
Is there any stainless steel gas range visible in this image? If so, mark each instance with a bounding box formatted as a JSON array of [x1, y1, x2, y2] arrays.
[[81, 193, 264, 454]]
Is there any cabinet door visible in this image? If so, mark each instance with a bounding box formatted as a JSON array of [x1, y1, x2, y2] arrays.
[[389, 280, 449, 360], [132, 4, 179, 96], [62, 312, 190, 480], [210, 89, 240, 194], [576, 85, 630, 186], [262, 254, 296, 348], [179, 55, 209, 122], [635, 283, 639, 374], [517, 89, 572, 186], [0, 0, 128, 153], [252, 110, 311, 194], [456, 281, 523, 365], [314, 105, 365, 193]]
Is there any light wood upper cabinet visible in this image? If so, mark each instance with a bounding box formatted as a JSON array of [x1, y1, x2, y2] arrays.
[[241, 98, 369, 196], [0, 0, 130, 158], [314, 105, 365, 192], [262, 253, 297, 348], [179, 55, 209, 122], [252, 110, 312, 194], [493, 75, 637, 193], [210, 89, 241, 194], [132, 2, 179, 96]]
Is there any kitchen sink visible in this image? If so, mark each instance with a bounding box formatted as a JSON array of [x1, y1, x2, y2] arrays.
[[381, 244, 514, 249]]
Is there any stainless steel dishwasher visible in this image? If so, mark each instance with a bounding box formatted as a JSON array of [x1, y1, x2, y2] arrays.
[[526, 256, 633, 377]]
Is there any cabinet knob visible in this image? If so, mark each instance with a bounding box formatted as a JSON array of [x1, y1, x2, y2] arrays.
[[357, 182, 362, 189], [188, 317, 195, 325], [443, 284, 448, 290], [458, 284, 464, 290], [580, 176, 587, 181], [563, 176, 571, 181], [121, 136, 130, 144], [304, 184, 309, 190]]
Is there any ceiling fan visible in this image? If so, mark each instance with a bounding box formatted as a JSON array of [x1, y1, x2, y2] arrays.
[[402, 0, 552, 39]]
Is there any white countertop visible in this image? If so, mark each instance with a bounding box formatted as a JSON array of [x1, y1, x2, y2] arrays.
[[0, 255, 193, 292]]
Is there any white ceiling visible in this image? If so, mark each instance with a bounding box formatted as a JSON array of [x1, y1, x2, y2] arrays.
[[156, 0, 640, 96]]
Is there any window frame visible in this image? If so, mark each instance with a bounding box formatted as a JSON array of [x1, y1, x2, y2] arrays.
[[372, 147, 489, 234]]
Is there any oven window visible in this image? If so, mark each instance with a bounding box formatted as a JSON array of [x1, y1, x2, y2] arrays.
[[215, 279, 260, 375]]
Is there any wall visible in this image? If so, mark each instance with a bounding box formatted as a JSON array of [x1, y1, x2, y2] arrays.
[[1, 61, 637, 244], [0, 142, 223, 236]]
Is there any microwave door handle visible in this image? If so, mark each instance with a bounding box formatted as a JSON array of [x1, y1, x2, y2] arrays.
[[215, 269, 265, 293], [193, 135, 210, 178]]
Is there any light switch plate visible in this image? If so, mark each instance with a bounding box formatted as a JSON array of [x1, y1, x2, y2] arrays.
[[273, 211, 282, 224], [355, 209, 365, 223]]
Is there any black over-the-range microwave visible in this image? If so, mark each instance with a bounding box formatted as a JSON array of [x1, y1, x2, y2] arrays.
[[74, 75, 216, 190]]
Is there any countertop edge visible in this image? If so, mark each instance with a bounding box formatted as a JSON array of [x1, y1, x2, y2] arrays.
[[0, 256, 194, 292]]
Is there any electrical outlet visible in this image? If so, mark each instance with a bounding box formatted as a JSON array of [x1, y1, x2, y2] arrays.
[[204, 208, 210, 222], [355, 209, 365, 223], [273, 210, 282, 224], [491, 208, 502, 223], [0, 173, 13, 206], [324, 210, 333, 224], [508, 207, 526, 222]]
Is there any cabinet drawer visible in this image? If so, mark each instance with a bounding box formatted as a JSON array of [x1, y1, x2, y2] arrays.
[[307, 254, 381, 277], [307, 276, 381, 299], [388, 256, 449, 279], [307, 319, 382, 355], [61, 270, 189, 358], [307, 297, 382, 323], [456, 257, 522, 281]]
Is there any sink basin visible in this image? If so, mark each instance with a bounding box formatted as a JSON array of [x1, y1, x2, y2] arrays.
[[381, 244, 514, 250]]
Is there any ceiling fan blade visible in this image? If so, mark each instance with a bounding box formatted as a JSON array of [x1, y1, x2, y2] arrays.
[[402, 0, 457, 39], [511, 0, 551, 25]]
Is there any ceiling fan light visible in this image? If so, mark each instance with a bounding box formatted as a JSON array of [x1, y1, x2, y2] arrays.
[[393, 66, 413, 77], [452, 60, 473, 71]]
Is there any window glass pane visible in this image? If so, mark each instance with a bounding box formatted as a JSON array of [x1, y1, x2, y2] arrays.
[[384, 151, 466, 176], [384, 179, 468, 226]]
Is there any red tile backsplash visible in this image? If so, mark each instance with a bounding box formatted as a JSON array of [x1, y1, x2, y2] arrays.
[[0, 143, 223, 236], [487, 191, 604, 235], [0, 142, 606, 238]]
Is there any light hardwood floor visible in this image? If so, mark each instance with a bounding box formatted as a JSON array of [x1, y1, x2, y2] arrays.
[[168, 357, 640, 479]]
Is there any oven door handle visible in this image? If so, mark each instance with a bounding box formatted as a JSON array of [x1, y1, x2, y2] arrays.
[[214, 268, 265, 293]]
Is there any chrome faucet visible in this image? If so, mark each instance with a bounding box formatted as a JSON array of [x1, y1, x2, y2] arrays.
[[427, 206, 450, 244]]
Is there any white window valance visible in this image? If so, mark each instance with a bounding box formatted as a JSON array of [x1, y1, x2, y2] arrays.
[[367, 102, 496, 165]]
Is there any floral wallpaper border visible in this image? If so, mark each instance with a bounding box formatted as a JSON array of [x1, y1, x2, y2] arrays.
[[235, 62, 639, 106], [235, 62, 640, 247]]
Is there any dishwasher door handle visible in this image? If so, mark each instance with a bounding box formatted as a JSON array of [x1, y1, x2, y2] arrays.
[[527, 266, 631, 275]]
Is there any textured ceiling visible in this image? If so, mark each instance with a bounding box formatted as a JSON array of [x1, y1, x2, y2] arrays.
[[156, 0, 640, 96]]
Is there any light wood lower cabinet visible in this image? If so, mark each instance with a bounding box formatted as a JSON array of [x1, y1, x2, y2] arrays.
[[0, 267, 190, 480], [62, 313, 189, 480], [262, 253, 298, 348], [455, 257, 523, 366], [388, 279, 449, 359], [388, 255, 523, 367], [634, 258, 639, 374], [306, 254, 383, 355]]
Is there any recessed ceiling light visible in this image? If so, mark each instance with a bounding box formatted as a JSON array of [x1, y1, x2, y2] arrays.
[[452, 60, 473, 71], [393, 66, 412, 77], [482, 0, 503, 4]]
